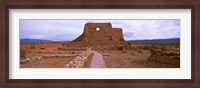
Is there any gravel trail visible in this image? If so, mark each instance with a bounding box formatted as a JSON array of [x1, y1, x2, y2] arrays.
[[90, 51, 106, 68]]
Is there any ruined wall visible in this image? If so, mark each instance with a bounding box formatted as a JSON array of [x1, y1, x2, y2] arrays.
[[73, 23, 125, 44], [147, 45, 180, 65], [20, 50, 32, 60], [20, 43, 63, 51], [111, 28, 124, 41]]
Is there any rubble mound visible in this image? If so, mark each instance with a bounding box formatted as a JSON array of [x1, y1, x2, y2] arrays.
[[148, 49, 180, 65]]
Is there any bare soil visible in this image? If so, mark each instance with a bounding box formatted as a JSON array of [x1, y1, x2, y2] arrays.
[[101, 49, 179, 68]]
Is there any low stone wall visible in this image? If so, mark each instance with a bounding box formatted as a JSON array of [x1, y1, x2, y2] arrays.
[[20, 56, 42, 64], [64, 51, 93, 68], [148, 50, 180, 65], [20, 54, 79, 64], [59, 47, 88, 50], [42, 54, 79, 58], [34, 50, 82, 54]]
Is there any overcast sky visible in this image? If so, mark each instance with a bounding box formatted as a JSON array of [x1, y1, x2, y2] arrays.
[[20, 20, 180, 41]]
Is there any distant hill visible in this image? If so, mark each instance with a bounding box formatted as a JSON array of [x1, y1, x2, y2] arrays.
[[130, 38, 180, 44], [20, 38, 71, 44], [21, 38, 180, 44]]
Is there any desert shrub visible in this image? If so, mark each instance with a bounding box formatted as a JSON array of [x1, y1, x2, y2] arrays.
[[126, 42, 133, 45], [118, 46, 125, 50]]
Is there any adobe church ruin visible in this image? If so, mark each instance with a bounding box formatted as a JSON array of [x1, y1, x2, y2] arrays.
[[73, 23, 125, 44], [20, 22, 180, 68]]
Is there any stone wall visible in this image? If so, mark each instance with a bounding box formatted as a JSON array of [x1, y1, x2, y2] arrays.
[[147, 47, 180, 65], [111, 28, 124, 41], [20, 50, 32, 60]]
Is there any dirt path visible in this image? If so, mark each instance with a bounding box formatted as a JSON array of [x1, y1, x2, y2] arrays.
[[90, 51, 106, 68]]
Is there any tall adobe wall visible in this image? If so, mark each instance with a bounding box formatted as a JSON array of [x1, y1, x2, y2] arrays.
[[73, 23, 125, 44]]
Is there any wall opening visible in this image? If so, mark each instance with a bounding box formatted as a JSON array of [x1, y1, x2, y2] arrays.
[[96, 27, 100, 31]]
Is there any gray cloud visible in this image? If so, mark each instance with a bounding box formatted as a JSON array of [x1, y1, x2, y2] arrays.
[[20, 20, 180, 41]]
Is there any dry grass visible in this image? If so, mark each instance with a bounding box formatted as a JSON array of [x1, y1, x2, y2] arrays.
[[102, 49, 179, 68], [83, 53, 94, 68]]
